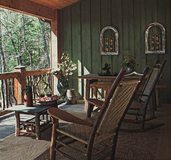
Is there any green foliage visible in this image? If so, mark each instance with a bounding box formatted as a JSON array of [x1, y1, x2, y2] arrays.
[[54, 52, 77, 79], [0, 8, 51, 72], [122, 54, 136, 69]]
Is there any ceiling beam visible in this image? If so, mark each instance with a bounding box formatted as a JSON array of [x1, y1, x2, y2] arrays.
[[0, 0, 56, 20]]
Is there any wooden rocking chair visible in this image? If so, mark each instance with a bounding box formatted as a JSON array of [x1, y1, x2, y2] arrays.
[[48, 68, 140, 160], [124, 60, 166, 130]]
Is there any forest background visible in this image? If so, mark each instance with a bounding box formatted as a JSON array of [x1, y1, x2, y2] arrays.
[[0, 8, 51, 73]]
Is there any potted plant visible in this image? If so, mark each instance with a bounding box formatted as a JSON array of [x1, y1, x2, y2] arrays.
[[53, 52, 77, 102], [122, 54, 136, 73]]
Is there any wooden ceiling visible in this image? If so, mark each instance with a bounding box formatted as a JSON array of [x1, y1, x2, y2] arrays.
[[0, 0, 80, 20], [30, 0, 80, 9]]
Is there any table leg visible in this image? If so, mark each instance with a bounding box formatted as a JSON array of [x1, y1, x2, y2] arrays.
[[85, 79, 91, 100], [35, 114, 40, 140], [155, 84, 167, 108], [15, 112, 20, 136], [84, 79, 91, 112]]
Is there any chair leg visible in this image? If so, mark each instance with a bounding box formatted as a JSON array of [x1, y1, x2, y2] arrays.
[[153, 90, 157, 110], [141, 108, 147, 131], [151, 94, 156, 118], [87, 103, 94, 118], [50, 120, 58, 160], [111, 134, 118, 160], [92, 87, 98, 98], [87, 144, 93, 160], [141, 119, 145, 131], [50, 144, 56, 160]]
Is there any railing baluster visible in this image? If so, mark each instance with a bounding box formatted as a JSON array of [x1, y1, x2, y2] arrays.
[[0, 67, 52, 111]]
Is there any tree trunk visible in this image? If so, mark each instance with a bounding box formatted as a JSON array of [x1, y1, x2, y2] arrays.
[[0, 11, 8, 110], [39, 19, 50, 67]]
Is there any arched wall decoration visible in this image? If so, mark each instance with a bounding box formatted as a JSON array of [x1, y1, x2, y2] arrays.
[[145, 22, 165, 54], [100, 26, 119, 55]]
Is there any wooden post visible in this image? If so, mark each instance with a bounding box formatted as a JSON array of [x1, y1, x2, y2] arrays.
[[51, 10, 58, 94], [14, 66, 26, 104]]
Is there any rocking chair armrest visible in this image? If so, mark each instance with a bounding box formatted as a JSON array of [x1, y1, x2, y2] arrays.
[[48, 107, 93, 126], [138, 94, 149, 103], [135, 93, 149, 99], [141, 94, 149, 97], [88, 99, 104, 109]]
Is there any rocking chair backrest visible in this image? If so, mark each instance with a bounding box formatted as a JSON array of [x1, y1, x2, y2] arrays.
[[155, 60, 166, 82], [140, 68, 159, 102], [97, 80, 140, 134], [135, 67, 150, 95], [140, 60, 166, 103]]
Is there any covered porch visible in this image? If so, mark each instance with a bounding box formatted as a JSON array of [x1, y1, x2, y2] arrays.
[[0, 0, 171, 160]]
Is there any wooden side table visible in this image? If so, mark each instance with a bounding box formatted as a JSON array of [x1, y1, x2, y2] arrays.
[[11, 105, 53, 139]]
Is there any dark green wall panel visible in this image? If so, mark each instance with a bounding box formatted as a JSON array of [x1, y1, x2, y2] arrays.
[[71, 3, 81, 91], [100, 0, 112, 68], [81, 0, 92, 74], [111, 0, 122, 71], [91, 0, 101, 73], [59, 0, 171, 102], [61, 7, 72, 53], [145, 0, 157, 64], [122, 0, 132, 58], [133, 0, 143, 70]]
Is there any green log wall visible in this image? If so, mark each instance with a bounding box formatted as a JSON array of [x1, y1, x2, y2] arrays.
[[58, 0, 171, 103]]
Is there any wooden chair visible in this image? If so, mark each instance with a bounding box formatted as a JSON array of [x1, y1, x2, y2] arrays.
[[48, 69, 140, 160], [86, 66, 150, 118], [124, 60, 166, 130]]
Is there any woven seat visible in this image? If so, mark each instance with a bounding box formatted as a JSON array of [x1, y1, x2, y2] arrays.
[[48, 68, 140, 160]]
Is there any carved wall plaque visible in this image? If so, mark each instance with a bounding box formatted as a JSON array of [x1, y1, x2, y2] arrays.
[[100, 26, 119, 55], [145, 22, 165, 54]]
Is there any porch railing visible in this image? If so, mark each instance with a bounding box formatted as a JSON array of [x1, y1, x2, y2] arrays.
[[0, 66, 53, 110]]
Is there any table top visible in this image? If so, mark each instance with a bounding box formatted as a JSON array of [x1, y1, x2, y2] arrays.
[[78, 74, 116, 80], [78, 73, 142, 80], [7, 104, 50, 114]]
